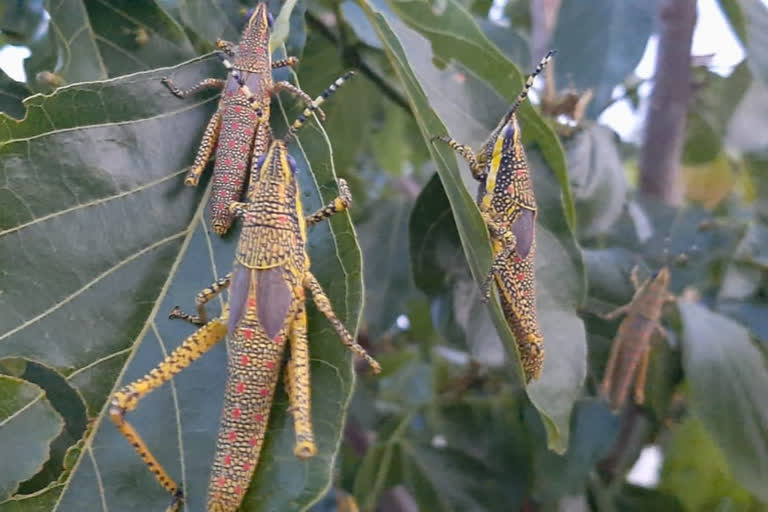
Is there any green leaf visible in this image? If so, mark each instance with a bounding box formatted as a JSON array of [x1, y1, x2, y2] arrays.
[[0, 376, 64, 500], [552, 0, 657, 117], [409, 172, 587, 452], [0, 484, 64, 511], [376, 0, 575, 230], [565, 124, 627, 237], [0, 55, 362, 510], [530, 399, 620, 502], [24, 0, 195, 91], [660, 416, 762, 511], [678, 301, 768, 502]]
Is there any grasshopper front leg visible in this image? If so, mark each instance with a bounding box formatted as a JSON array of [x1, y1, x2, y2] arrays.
[[431, 135, 486, 180], [305, 179, 352, 226], [169, 272, 232, 325], [110, 316, 229, 510], [303, 272, 381, 373]]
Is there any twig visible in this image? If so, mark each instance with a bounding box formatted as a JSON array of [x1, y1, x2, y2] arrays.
[[638, 0, 697, 205]]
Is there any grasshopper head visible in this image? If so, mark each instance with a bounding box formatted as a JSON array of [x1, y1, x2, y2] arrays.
[[651, 266, 671, 288], [237, 2, 271, 73], [246, 139, 299, 213]]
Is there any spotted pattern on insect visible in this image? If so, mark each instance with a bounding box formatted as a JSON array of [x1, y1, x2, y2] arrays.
[[432, 50, 555, 381], [600, 266, 675, 410], [161, 3, 316, 235], [110, 74, 379, 512]]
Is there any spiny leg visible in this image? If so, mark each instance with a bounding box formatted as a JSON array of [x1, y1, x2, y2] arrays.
[[303, 272, 381, 373], [285, 302, 317, 458], [600, 336, 623, 404], [633, 348, 651, 405], [272, 57, 299, 69], [184, 110, 222, 186], [273, 81, 327, 121], [480, 215, 517, 303], [215, 39, 235, 56], [109, 317, 229, 507], [431, 135, 485, 180], [305, 179, 352, 226], [169, 272, 232, 326], [161, 77, 226, 99], [601, 303, 631, 321]]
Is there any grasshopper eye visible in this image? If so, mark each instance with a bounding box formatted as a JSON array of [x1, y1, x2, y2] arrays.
[[503, 123, 516, 140], [287, 155, 298, 174]]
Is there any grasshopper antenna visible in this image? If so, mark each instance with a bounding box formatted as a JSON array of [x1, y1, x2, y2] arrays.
[[503, 49, 557, 122], [284, 71, 355, 143]]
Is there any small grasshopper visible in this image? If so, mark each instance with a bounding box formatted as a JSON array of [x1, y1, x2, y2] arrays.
[[162, 3, 322, 235], [432, 51, 556, 381], [110, 73, 380, 512], [600, 265, 675, 410]]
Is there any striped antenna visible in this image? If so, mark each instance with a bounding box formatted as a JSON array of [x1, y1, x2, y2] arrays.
[[504, 49, 557, 121], [284, 71, 355, 143], [215, 51, 265, 118]]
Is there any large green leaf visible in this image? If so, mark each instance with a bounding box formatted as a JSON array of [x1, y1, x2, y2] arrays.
[[24, 0, 195, 91], [360, 0, 585, 452], [0, 376, 64, 500], [0, 54, 363, 510], [678, 302, 768, 502], [660, 416, 762, 511]]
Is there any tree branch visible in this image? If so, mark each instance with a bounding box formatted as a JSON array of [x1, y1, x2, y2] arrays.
[[638, 0, 697, 205]]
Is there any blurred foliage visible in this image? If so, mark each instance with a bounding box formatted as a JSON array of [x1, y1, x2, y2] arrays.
[[1, 0, 767, 511]]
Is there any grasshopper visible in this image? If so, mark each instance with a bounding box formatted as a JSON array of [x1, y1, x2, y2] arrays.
[[432, 51, 555, 381], [109, 73, 380, 512], [162, 2, 322, 235], [600, 265, 675, 410]]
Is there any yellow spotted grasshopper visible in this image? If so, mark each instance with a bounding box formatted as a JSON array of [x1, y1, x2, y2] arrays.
[[162, 2, 322, 235], [432, 51, 556, 381], [109, 73, 381, 512], [600, 265, 675, 410]]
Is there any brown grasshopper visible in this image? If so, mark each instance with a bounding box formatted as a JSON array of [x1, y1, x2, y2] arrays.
[[432, 51, 556, 381], [109, 73, 380, 512], [600, 265, 675, 410], [162, 2, 322, 235]]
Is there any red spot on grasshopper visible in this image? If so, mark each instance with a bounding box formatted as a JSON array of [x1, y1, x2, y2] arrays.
[[243, 328, 254, 340], [232, 408, 241, 419], [516, 273, 525, 282], [228, 140, 235, 149], [240, 355, 249, 365], [274, 335, 282, 344], [278, 215, 287, 223], [228, 430, 237, 441], [225, 157, 232, 166], [243, 462, 252, 472], [517, 169, 527, 177], [232, 121, 239, 131], [254, 413, 264, 423], [249, 437, 258, 446], [223, 454, 232, 465], [235, 106, 242, 114], [236, 382, 245, 393], [248, 297, 256, 308], [507, 184, 515, 194], [249, 111, 257, 121], [265, 361, 275, 370], [217, 476, 226, 487], [260, 388, 269, 397], [235, 486, 243, 495]]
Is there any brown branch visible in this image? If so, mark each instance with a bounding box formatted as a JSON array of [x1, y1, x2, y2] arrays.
[[638, 0, 697, 205]]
